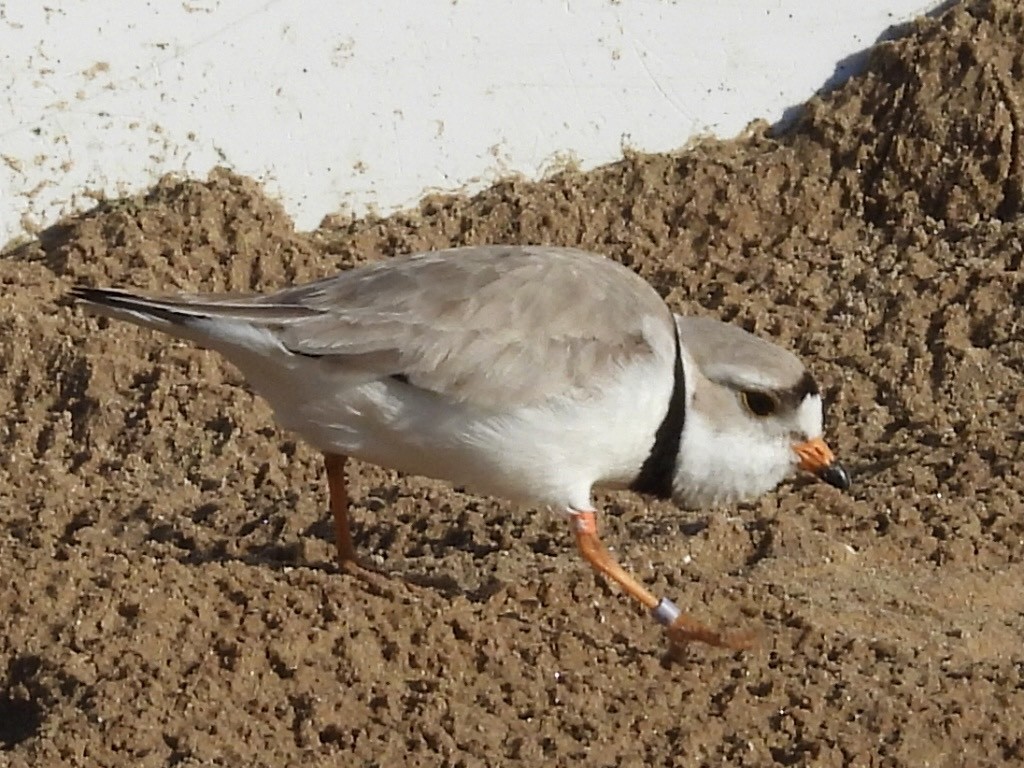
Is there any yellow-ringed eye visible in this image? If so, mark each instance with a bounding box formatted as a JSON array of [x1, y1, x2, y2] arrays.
[[741, 390, 778, 417]]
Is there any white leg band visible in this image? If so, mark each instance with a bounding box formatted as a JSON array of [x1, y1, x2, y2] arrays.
[[651, 597, 682, 626]]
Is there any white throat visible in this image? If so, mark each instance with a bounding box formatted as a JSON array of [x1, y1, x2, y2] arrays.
[[671, 406, 797, 508], [669, 355, 824, 509]]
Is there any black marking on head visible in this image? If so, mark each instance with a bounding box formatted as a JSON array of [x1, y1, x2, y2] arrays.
[[795, 371, 819, 399], [391, 373, 410, 384], [751, 370, 819, 414]]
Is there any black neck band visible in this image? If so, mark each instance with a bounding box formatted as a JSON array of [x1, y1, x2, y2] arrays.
[[629, 328, 686, 500]]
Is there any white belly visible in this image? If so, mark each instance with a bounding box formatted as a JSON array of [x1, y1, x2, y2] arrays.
[[238, 353, 674, 512]]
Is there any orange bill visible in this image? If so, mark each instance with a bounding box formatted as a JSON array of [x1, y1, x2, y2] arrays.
[[793, 436, 851, 490]]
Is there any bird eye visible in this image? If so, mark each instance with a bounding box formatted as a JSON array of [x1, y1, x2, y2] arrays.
[[741, 390, 778, 417]]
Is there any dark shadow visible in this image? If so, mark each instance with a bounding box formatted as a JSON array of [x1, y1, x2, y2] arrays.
[[772, 0, 961, 134], [0, 656, 45, 750], [3, 220, 80, 277], [166, 501, 515, 604], [175, 536, 514, 604], [0, 694, 43, 750]]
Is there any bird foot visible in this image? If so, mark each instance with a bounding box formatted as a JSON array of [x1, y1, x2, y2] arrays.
[[665, 614, 758, 651], [334, 554, 401, 599]]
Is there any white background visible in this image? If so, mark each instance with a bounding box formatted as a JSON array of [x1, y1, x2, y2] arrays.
[[1, 1, 938, 245]]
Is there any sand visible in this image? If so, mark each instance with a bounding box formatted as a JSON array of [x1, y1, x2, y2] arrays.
[[2, 1, 1023, 765]]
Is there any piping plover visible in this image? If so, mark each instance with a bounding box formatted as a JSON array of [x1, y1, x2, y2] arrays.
[[71, 245, 850, 649]]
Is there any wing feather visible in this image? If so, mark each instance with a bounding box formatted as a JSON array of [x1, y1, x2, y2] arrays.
[[76, 246, 676, 409], [266, 246, 675, 407]]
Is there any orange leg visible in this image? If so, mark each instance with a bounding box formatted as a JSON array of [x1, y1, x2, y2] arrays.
[[324, 453, 360, 569], [572, 511, 752, 650]]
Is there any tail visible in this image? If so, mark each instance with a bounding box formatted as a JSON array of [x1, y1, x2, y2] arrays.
[[68, 286, 300, 355], [71, 285, 210, 327]]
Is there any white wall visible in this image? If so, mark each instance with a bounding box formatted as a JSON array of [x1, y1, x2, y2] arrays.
[[1, 1, 938, 244]]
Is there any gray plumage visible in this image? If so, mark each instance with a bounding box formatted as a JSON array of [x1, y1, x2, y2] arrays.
[[73, 245, 676, 410], [71, 244, 845, 510]]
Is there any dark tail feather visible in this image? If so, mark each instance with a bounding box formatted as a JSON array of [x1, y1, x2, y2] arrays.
[[70, 282, 284, 360], [69, 286, 202, 326], [69, 285, 322, 324]]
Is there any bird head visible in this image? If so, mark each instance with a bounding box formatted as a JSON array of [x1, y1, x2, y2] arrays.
[[670, 316, 850, 508]]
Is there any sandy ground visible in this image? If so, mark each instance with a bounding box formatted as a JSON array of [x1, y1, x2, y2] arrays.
[[2, 1, 1024, 766]]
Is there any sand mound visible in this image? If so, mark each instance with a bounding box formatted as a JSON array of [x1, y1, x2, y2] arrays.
[[2, 1, 1022, 765]]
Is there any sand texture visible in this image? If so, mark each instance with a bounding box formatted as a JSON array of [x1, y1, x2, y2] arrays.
[[2, 1, 1024, 765]]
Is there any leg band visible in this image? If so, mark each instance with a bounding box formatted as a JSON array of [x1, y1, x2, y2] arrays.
[[651, 597, 682, 626]]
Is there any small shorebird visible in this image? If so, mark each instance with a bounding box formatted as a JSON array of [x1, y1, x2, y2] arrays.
[[72, 245, 849, 649]]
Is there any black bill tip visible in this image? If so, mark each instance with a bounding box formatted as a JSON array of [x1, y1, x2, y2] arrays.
[[818, 462, 851, 491]]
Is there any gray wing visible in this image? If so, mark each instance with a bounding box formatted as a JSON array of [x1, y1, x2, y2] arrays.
[[262, 245, 675, 408], [74, 245, 676, 409]]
